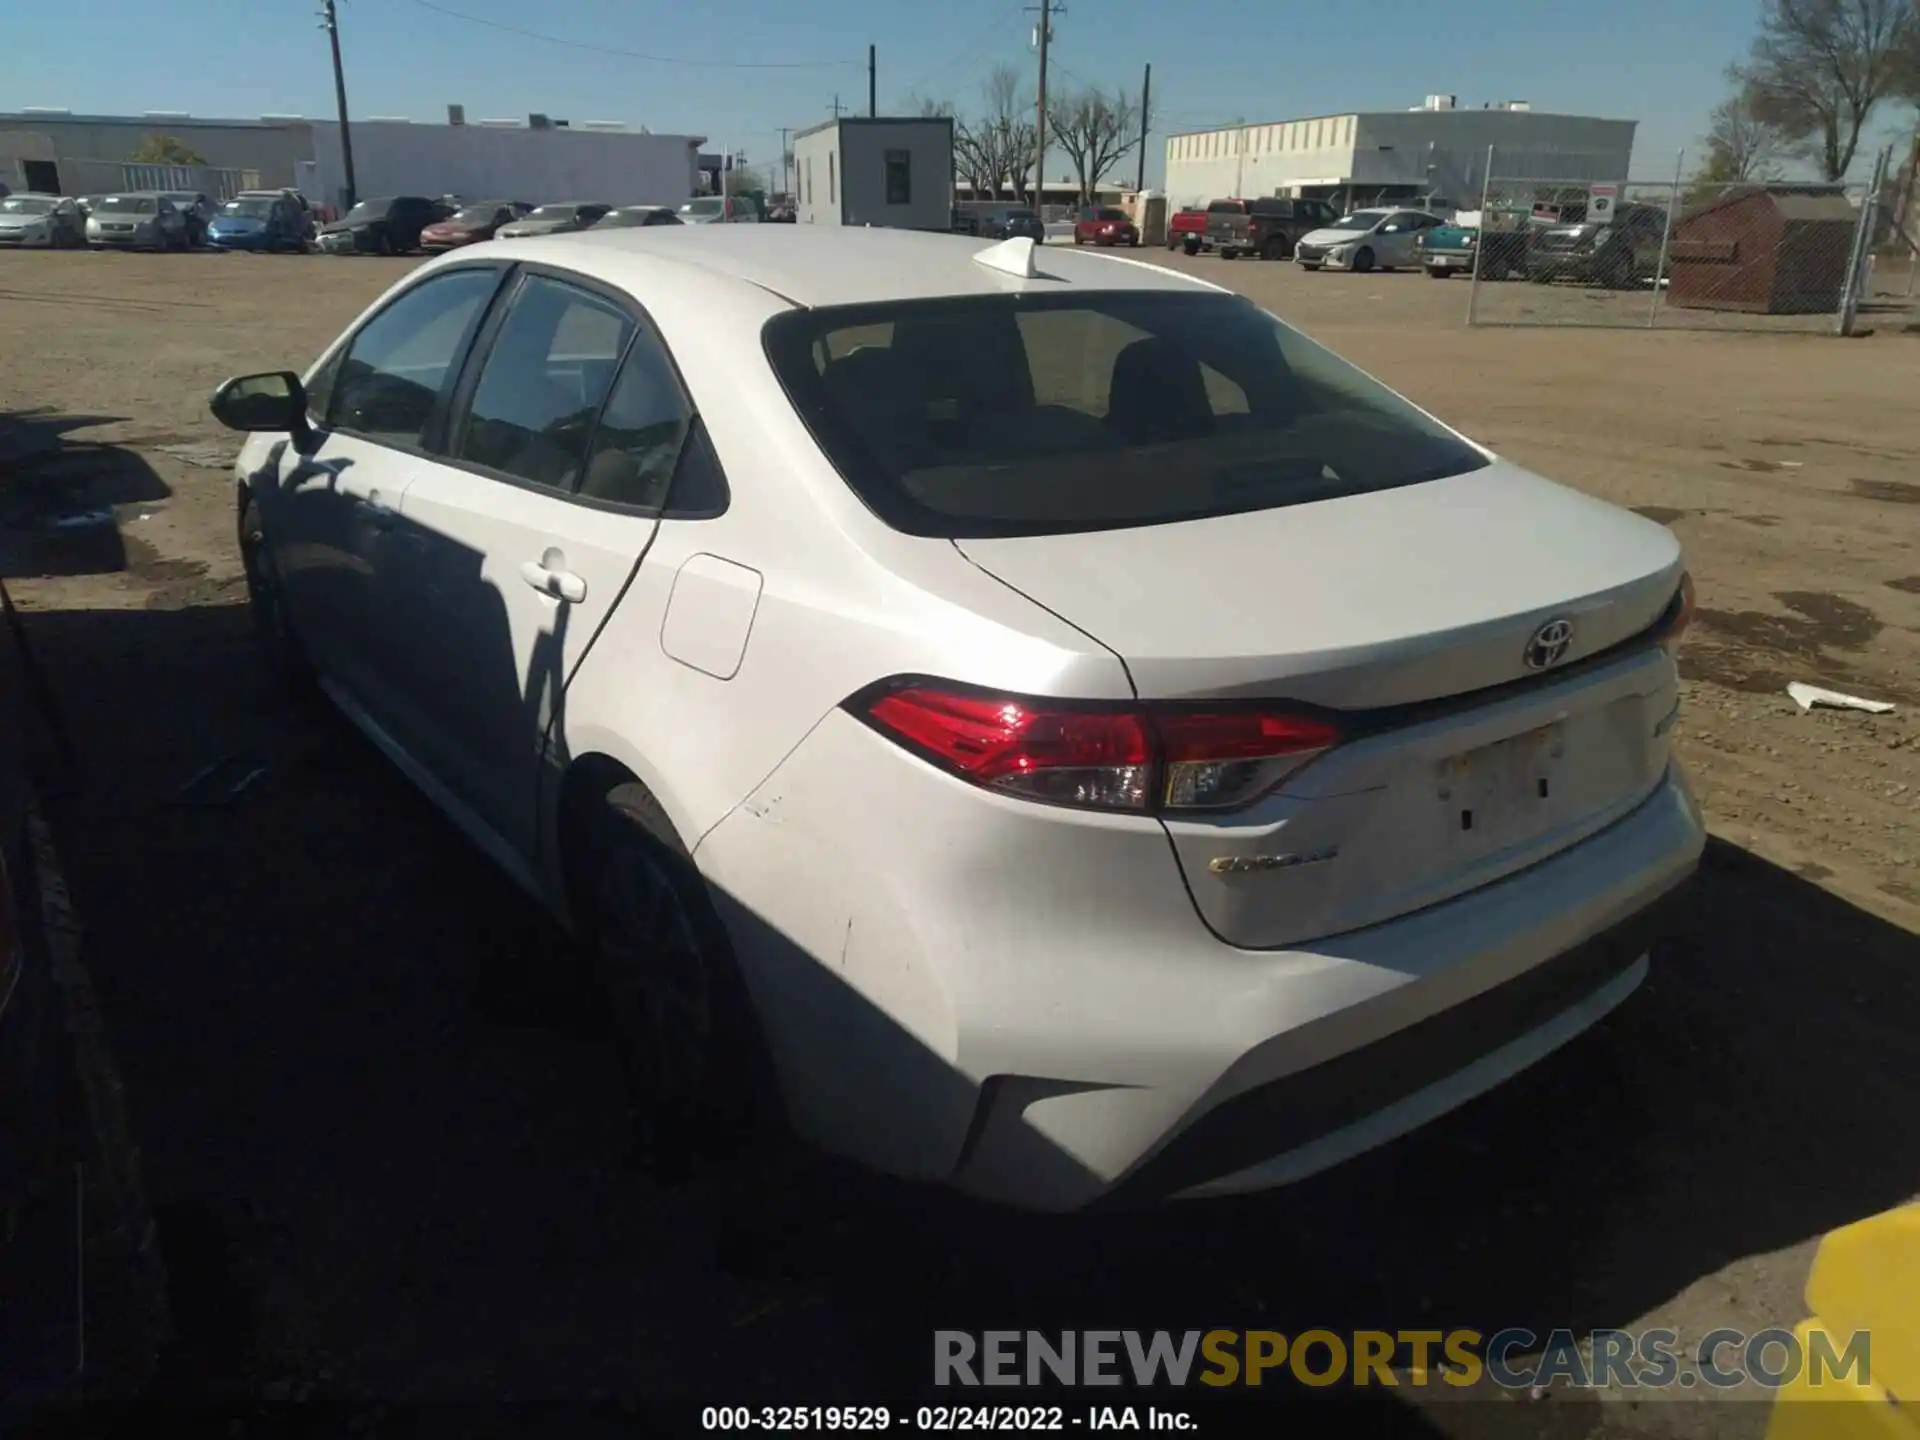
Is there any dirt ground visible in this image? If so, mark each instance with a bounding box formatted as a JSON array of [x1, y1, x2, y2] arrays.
[[1, 246, 1916, 1433]]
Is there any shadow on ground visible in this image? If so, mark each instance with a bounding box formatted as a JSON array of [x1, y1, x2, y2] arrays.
[[0, 410, 172, 580], [6, 595, 1916, 1438]]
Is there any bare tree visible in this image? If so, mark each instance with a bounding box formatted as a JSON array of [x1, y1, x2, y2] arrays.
[[1698, 85, 1791, 181], [1047, 85, 1140, 203], [1735, 0, 1919, 180]]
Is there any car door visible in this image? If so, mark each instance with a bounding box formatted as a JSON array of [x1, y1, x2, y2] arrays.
[[257, 264, 505, 718], [388, 268, 690, 854]]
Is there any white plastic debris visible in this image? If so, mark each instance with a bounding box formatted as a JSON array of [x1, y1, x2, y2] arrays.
[[1787, 682, 1894, 714]]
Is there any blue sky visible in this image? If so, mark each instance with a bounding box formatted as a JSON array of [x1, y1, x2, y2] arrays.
[[0, 0, 1888, 184]]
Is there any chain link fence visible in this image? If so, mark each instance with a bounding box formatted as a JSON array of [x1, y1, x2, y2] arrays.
[[1462, 171, 1913, 334]]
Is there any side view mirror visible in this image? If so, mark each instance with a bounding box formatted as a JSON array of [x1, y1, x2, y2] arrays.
[[210, 371, 311, 446]]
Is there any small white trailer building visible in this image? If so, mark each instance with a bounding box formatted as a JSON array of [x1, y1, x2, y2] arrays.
[[792, 117, 954, 231]]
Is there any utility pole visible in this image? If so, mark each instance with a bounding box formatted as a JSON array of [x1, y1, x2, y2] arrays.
[[1029, 0, 1056, 212], [868, 45, 877, 117], [1135, 61, 1151, 194], [318, 0, 357, 211], [830, 95, 845, 118]]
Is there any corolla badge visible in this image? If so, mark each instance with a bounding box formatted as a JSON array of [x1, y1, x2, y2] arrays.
[[1523, 617, 1575, 671], [1208, 845, 1340, 876]]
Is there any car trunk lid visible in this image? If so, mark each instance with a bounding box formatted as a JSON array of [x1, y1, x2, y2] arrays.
[[954, 460, 1686, 946]]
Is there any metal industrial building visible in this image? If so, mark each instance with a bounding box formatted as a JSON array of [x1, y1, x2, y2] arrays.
[[1163, 97, 1637, 212], [793, 117, 955, 231], [2, 107, 705, 214], [1, 110, 311, 198]]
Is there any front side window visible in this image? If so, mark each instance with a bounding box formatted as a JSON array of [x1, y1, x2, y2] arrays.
[[885, 148, 912, 205], [328, 267, 500, 448], [456, 275, 634, 490], [764, 291, 1487, 539]]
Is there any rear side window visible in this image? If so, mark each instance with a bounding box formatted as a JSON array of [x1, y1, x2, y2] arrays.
[[1252, 198, 1294, 218], [764, 292, 1488, 538], [578, 329, 693, 508], [455, 274, 634, 490], [328, 267, 500, 449], [1206, 199, 1245, 214]]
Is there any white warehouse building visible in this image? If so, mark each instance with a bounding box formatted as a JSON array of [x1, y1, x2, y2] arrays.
[[1164, 97, 1637, 212]]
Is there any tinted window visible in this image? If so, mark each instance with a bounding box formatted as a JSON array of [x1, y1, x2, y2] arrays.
[[578, 330, 694, 508], [884, 149, 912, 205], [329, 268, 499, 448], [456, 275, 635, 490], [1251, 198, 1294, 217], [764, 292, 1488, 539], [1206, 199, 1245, 214]]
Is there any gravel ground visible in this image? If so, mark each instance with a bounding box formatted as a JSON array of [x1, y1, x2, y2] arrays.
[[0, 246, 1915, 1435]]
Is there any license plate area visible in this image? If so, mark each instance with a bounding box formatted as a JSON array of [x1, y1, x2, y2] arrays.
[[1437, 722, 1565, 851]]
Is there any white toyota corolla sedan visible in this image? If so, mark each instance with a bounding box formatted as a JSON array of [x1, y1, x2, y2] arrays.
[[210, 226, 1704, 1211]]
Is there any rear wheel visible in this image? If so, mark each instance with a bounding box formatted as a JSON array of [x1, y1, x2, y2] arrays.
[[1260, 234, 1291, 261], [576, 783, 771, 1180], [1300, 262, 1322, 271], [1182, 236, 1200, 256], [1426, 266, 1450, 279]]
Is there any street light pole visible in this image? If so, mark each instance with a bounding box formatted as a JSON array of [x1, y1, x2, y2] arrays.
[[318, 0, 357, 211]]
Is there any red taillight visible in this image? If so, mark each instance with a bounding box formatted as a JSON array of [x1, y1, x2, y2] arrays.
[[859, 684, 1340, 814]]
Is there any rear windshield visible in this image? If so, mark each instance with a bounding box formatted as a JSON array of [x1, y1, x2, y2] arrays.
[[763, 292, 1487, 538]]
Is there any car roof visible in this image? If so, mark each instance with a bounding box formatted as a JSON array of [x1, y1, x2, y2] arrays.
[[509, 226, 1221, 308]]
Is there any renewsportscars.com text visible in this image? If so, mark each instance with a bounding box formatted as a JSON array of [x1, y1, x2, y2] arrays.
[[934, 1328, 1872, 1391]]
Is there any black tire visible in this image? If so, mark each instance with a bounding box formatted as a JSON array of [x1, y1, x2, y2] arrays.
[[1300, 262, 1321, 271], [578, 783, 772, 1180], [1352, 246, 1374, 273], [1260, 235, 1291, 261], [1220, 247, 1237, 260], [238, 492, 314, 693], [1182, 236, 1200, 256], [1426, 266, 1450, 279]]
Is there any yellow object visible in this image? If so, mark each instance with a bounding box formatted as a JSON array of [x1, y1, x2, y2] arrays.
[[1766, 1204, 1920, 1440]]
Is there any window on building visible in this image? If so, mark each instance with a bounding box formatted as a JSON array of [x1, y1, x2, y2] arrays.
[[885, 148, 911, 204], [805, 157, 813, 205], [828, 151, 836, 205]]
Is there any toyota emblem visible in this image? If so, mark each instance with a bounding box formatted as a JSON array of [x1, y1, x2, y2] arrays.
[[1523, 618, 1575, 670]]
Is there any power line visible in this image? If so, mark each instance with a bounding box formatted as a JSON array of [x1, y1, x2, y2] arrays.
[[398, 0, 860, 69], [892, 7, 1028, 104]]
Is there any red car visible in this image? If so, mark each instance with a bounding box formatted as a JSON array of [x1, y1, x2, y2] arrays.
[[1073, 205, 1139, 247], [419, 200, 533, 252]]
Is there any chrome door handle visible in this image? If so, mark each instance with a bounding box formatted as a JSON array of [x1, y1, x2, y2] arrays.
[[520, 559, 587, 604]]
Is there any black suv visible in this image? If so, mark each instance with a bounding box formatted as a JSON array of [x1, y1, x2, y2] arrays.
[[1526, 201, 1669, 287], [1205, 195, 1340, 260], [317, 195, 453, 256], [956, 202, 1045, 242]]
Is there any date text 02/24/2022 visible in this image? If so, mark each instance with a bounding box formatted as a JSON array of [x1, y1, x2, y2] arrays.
[[701, 1405, 1199, 1431]]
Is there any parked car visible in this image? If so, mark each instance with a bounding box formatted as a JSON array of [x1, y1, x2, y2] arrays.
[[0, 194, 86, 249], [1073, 205, 1139, 247], [86, 193, 189, 251], [207, 193, 311, 253], [158, 191, 216, 247], [209, 227, 1703, 1211], [421, 200, 534, 252], [590, 205, 684, 230], [1204, 196, 1341, 261], [1167, 207, 1209, 254], [1526, 202, 1669, 288], [959, 202, 1045, 242], [497, 202, 614, 240], [236, 188, 317, 243], [1415, 213, 1528, 280], [316, 196, 452, 255], [678, 196, 759, 225], [1294, 208, 1445, 272]]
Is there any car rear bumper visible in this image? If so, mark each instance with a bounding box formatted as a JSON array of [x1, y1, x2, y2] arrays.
[[695, 707, 1706, 1211]]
